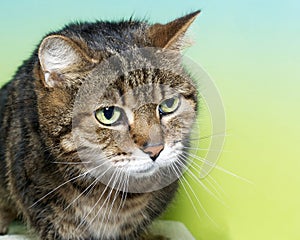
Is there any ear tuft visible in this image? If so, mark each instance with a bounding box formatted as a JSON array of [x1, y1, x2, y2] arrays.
[[38, 35, 96, 87], [148, 10, 201, 50]]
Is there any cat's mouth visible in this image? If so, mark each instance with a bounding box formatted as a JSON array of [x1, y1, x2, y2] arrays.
[[111, 145, 182, 176]]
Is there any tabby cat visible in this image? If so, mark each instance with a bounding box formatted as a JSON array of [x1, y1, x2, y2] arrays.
[[0, 11, 200, 240]]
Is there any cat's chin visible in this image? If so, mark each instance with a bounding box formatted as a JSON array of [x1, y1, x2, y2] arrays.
[[119, 157, 176, 177], [127, 162, 157, 176]]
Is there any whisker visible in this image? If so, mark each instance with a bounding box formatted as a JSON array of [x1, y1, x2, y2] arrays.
[[188, 134, 228, 142], [120, 172, 129, 209], [100, 170, 123, 240], [206, 175, 228, 198], [170, 163, 203, 221], [64, 164, 114, 211], [182, 146, 230, 153], [183, 151, 253, 184], [177, 157, 226, 206], [173, 162, 218, 227], [114, 172, 129, 220], [30, 156, 112, 209], [77, 168, 119, 232], [52, 161, 93, 165], [202, 177, 225, 201], [90, 170, 122, 239]]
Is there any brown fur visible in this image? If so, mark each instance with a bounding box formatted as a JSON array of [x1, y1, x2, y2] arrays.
[[0, 11, 200, 240]]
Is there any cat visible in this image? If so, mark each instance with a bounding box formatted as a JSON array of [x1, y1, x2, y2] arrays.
[[0, 10, 200, 240]]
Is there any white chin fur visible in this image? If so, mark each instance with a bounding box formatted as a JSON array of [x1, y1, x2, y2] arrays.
[[113, 143, 182, 177]]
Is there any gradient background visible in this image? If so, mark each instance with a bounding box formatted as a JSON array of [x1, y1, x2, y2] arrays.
[[1, 1, 299, 240]]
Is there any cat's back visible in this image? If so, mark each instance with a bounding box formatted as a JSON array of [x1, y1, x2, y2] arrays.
[[0, 82, 10, 190], [0, 58, 40, 177]]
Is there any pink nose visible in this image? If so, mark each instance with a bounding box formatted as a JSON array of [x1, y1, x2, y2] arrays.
[[142, 144, 164, 161]]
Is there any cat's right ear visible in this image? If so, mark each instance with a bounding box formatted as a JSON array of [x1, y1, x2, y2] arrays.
[[38, 35, 98, 87], [148, 10, 200, 50]]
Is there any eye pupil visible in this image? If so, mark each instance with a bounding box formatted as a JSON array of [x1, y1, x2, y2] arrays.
[[159, 96, 180, 116], [165, 98, 175, 108], [95, 106, 122, 126], [103, 107, 114, 120]]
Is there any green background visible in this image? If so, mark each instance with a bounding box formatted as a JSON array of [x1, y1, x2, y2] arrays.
[[0, 1, 299, 239]]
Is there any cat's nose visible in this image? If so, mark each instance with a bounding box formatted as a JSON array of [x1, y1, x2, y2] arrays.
[[142, 143, 164, 161]]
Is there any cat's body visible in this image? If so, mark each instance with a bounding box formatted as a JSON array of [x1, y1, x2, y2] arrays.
[[0, 11, 199, 240]]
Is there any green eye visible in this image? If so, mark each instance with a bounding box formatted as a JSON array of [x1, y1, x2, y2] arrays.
[[95, 106, 122, 126], [159, 96, 180, 115]]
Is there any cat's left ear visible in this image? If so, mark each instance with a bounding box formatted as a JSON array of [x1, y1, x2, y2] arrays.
[[148, 10, 200, 50], [38, 35, 97, 87]]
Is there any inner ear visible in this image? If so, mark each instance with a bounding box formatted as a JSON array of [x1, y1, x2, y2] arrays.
[[38, 35, 98, 87], [148, 10, 200, 50]]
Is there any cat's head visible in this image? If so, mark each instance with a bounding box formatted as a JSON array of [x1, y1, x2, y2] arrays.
[[35, 11, 200, 192]]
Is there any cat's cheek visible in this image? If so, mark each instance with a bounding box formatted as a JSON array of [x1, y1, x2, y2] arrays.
[[60, 133, 76, 152], [158, 146, 181, 164]]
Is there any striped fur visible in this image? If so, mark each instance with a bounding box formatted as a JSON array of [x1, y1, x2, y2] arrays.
[[0, 11, 200, 240]]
